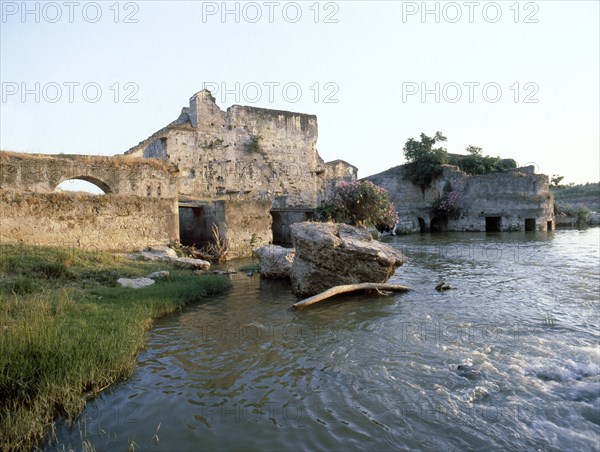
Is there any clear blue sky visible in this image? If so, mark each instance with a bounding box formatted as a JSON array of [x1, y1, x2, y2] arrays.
[[1, 1, 599, 184]]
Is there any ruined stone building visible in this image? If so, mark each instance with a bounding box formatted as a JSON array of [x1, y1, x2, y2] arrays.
[[1, 90, 553, 257], [126, 90, 357, 256], [0, 152, 179, 251], [366, 164, 555, 233]]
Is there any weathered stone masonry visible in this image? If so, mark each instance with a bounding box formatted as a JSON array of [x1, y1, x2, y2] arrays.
[[127, 90, 324, 207], [0, 92, 357, 257], [366, 164, 554, 233], [126, 90, 357, 255], [0, 152, 179, 251]]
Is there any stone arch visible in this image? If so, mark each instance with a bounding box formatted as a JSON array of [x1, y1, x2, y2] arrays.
[[430, 216, 448, 232], [56, 175, 111, 194]]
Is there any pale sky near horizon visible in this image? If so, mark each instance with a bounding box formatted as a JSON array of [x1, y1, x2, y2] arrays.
[[1, 0, 599, 186]]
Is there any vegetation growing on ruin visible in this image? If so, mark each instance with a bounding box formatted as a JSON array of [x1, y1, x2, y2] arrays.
[[317, 180, 398, 231], [0, 150, 173, 171], [403, 131, 449, 190], [447, 146, 517, 175], [244, 135, 263, 154], [402, 133, 518, 190], [0, 244, 231, 450], [431, 179, 463, 219]]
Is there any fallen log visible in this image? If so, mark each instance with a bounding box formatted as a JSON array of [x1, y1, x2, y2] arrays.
[[292, 283, 412, 309]]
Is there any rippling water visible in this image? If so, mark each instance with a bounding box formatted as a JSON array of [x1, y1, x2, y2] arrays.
[[52, 228, 599, 451]]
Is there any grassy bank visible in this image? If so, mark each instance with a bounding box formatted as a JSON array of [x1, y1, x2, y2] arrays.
[[0, 244, 231, 450]]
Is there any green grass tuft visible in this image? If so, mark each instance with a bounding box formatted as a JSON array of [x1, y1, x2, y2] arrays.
[[0, 243, 231, 450], [238, 262, 260, 272]]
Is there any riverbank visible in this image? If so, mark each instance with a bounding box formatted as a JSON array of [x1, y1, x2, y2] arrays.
[[51, 228, 600, 451], [0, 244, 231, 450]]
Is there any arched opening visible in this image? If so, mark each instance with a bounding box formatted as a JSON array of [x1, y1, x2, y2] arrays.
[[417, 217, 426, 232], [55, 176, 110, 195], [430, 216, 448, 232]]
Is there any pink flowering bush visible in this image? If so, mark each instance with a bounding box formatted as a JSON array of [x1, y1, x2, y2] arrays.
[[432, 179, 463, 219], [319, 180, 399, 231]]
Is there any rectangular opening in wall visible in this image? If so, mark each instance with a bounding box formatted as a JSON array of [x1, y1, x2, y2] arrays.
[[485, 216, 502, 232], [547, 220, 553, 231], [271, 211, 286, 246], [179, 206, 204, 246], [525, 218, 536, 231]]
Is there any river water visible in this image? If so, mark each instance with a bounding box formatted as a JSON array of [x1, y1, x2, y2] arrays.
[[52, 228, 599, 451]]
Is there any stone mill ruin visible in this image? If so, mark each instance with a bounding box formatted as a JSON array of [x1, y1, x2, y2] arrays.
[[0, 89, 554, 257]]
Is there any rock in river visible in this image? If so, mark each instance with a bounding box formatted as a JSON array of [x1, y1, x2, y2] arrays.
[[289, 222, 407, 296], [253, 245, 295, 279]]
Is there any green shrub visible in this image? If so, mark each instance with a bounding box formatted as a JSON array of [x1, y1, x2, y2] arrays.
[[431, 180, 463, 219], [244, 135, 263, 153], [33, 262, 72, 279], [318, 180, 398, 230], [576, 207, 592, 226], [448, 146, 517, 175], [403, 131, 448, 190]]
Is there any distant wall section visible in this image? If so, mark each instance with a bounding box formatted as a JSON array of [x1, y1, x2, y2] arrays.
[[366, 164, 554, 233]]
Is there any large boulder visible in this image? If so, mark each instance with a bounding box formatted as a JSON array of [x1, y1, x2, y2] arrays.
[[290, 222, 406, 296], [254, 245, 295, 278]]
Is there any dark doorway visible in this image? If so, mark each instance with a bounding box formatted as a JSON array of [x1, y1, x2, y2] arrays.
[[485, 216, 502, 232], [547, 220, 553, 231], [525, 218, 536, 231], [179, 206, 204, 246], [430, 216, 448, 232], [418, 217, 426, 233], [271, 210, 314, 246]]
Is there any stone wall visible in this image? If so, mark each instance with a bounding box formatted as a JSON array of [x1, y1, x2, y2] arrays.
[[125, 90, 358, 256], [457, 169, 554, 232], [0, 151, 178, 198], [179, 199, 272, 259], [324, 160, 359, 199], [0, 190, 178, 251], [0, 151, 180, 251], [366, 164, 554, 233], [271, 209, 314, 246], [126, 90, 326, 208]]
